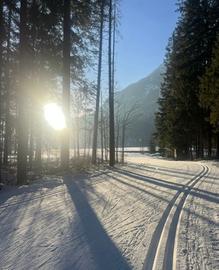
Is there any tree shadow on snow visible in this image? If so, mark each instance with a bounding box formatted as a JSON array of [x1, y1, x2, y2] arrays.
[[64, 175, 131, 270], [115, 168, 219, 205]]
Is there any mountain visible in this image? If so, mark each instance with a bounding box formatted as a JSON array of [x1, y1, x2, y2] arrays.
[[115, 64, 164, 146]]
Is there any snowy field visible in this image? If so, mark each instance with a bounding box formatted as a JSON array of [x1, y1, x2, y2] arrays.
[[0, 154, 218, 270]]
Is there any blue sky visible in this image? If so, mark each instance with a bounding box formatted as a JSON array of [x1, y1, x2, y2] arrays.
[[116, 0, 179, 90]]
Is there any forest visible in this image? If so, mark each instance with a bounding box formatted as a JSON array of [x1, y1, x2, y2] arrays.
[[155, 0, 219, 160], [0, 0, 127, 186]]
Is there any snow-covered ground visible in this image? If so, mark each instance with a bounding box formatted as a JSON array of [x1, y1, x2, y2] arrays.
[[0, 154, 218, 270]]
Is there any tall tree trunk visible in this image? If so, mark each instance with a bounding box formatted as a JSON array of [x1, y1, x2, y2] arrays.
[[100, 92, 104, 162], [200, 131, 204, 159], [104, 120, 108, 161], [112, 0, 116, 98], [4, 5, 12, 166], [76, 115, 80, 158], [88, 128, 92, 158], [61, 0, 71, 170], [92, 0, 104, 164], [115, 118, 119, 163], [113, 0, 117, 162], [17, 0, 28, 185], [83, 126, 86, 157], [35, 123, 42, 170], [121, 124, 125, 164], [84, 104, 87, 157], [108, 0, 115, 166], [208, 126, 212, 158], [0, 0, 3, 181], [29, 121, 34, 170], [73, 125, 76, 158], [216, 133, 219, 159]]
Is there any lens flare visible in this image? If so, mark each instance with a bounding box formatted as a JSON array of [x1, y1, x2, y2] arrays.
[[44, 103, 66, 130]]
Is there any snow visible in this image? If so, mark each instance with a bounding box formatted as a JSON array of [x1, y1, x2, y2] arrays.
[[0, 155, 218, 269]]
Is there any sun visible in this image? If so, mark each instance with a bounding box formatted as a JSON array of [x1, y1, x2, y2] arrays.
[[44, 103, 66, 130]]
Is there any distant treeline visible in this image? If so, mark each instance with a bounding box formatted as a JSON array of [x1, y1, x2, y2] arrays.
[[156, 0, 219, 160]]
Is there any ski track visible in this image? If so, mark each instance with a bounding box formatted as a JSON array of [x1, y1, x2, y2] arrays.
[[0, 154, 218, 270], [176, 162, 219, 270]]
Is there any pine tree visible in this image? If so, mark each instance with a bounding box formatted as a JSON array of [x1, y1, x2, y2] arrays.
[[200, 37, 219, 127], [156, 0, 219, 159], [200, 36, 219, 156]]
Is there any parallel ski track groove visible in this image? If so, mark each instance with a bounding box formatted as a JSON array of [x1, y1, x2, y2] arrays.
[[143, 164, 209, 270]]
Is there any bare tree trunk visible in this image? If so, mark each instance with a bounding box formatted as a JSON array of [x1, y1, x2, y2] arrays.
[[113, 1, 117, 163], [17, 0, 28, 185], [108, 0, 115, 166], [3, 5, 12, 166], [76, 115, 80, 158], [100, 92, 104, 162], [61, 0, 71, 170], [88, 128, 92, 158], [92, 0, 104, 164], [115, 118, 119, 163], [121, 124, 125, 164], [104, 120, 108, 161], [84, 118, 87, 158]]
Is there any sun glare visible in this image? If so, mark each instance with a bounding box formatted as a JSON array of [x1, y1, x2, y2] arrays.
[[44, 103, 66, 130]]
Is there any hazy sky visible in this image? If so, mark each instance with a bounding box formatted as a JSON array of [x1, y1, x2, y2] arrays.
[[116, 0, 179, 90]]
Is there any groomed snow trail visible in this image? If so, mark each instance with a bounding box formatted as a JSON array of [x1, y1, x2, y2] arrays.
[[143, 165, 209, 270], [176, 161, 219, 270], [0, 155, 218, 270]]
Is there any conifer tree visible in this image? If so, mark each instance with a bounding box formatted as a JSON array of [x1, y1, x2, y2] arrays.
[[156, 0, 219, 159], [200, 36, 219, 156]]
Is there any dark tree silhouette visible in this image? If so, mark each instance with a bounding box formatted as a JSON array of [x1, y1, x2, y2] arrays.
[[17, 0, 28, 185]]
